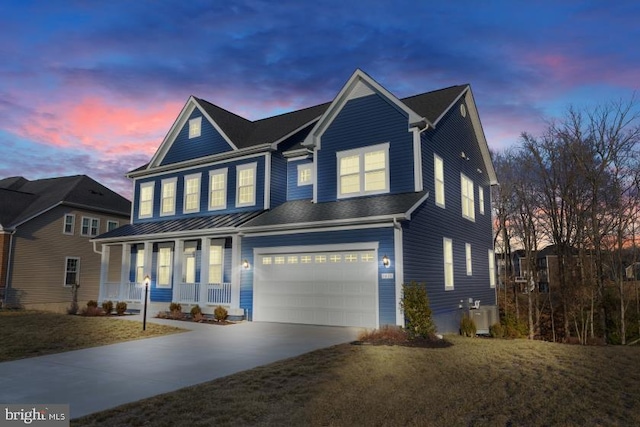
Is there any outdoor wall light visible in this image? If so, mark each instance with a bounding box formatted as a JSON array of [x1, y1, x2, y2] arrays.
[[382, 255, 390, 268], [243, 259, 250, 269]]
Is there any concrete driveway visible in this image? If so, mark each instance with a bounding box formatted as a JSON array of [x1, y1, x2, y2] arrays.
[[0, 316, 360, 419]]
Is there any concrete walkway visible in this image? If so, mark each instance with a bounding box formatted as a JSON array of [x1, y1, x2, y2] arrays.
[[0, 316, 360, 419]]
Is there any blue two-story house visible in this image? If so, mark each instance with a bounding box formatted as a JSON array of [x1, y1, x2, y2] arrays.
[[94, 69, 498, 332]]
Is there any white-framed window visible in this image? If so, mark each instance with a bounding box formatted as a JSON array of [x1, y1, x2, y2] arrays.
[[274, 256, 285, 265], [488, 249, 496, 288], [183, 173, 201, 214], [189, 116, 202, 139], [64, 257, 80, 287], [138, 182, 154, 219], [479, 186, 485, 215], [81, 217, 99, 237], [288, 256, 298, 264], [434, 154, 445, 208], [135, 246, 145, 284], [300, 255, 312, 264], [160, 177, 177, 216], [361, 252, 375, 262], [236, 163, 257, 207], [461, 174, 475, 221], [466, 243, 473, 276], [337, 143, 390, 198], [107, 220, 119, 232], [209, 244, 223, 284], [209, 169, 228, 210], [183, 243, 197, 283], [315, 255, 327, 263], [443, 238, 454, 290], [297, 164, 313, 186], [262, 256, 272, 265], [157, 245, 172, 288], [63, 214, 75, 235], [330, 254, 342, 263]]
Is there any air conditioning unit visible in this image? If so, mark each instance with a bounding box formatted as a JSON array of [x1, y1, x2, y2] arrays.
[[468, 305, 499, 335]]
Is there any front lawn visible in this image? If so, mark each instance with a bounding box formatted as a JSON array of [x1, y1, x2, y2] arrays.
[[0, 311, 185, 362], [73, 335, 640, 426]]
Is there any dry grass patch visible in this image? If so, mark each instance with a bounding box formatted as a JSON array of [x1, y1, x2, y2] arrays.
[[73, 335, 640, 426], [0, 311, 185, 362]]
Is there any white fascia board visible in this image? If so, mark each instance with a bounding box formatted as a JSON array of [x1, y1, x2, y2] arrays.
[[264, 152, 271, 210], [404, 192, 430, 219], [241, 222, 394, 238], [10, 202, 62, 229], [192, 98, 239, 150], [285, 153, 312, 162], [412, 128, 424, 192], [431, 86, 468, 127], [464, 89, 498, 185], [240, 214, 404, 234], [253, 241, 379, 255], [91, 227, 240, 244], [270, 118, 322, 150]]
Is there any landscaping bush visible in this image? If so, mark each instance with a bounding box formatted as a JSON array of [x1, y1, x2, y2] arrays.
[[190, 304, 202, 317], [503, 313, 528, 338], [87, 300, 98, 308], [490, 322, 504, 338], [81, 306, 104, 316], [102, 300, 114, 315], [214, 305, 228, 322], [460, 316, 477, 337], [169, 302, 182, 313], [358, 325, 408, 344], [115, 301, 127, 315], [400, 282, 436, 339]]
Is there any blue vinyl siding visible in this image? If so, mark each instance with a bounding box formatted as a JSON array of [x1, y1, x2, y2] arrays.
[[240, 227, 396, 325], [161, 108, 234, 166], [403, 98, 495, 333], [287, 159, 313, 200], [316, 94, 414, 202], [270, 153, 287, 208], [132, 156, 266, 223]]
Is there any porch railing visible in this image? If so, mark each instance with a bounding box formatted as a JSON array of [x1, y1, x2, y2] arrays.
[[102, 281, 231, 305], [177, 282, 200, 304], [104, 282, 121, 300], [126, 282, 143, 302], [207, 282, 232, 305]]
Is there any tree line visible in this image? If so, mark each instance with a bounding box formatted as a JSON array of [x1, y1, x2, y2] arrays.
[[492, 96, 640, 344]]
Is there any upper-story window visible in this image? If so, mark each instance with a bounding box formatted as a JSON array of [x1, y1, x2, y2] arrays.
[[183, 173, 201, 214], [63, 214, 75, 235], [479, 186, 485, 215], [337, 143, 389, 198], [139, 182, 154, 219], [461, 174, 475, 221], [297, 164, 313, 186], [160, 178, 177, 216], [488, 249, 496, 288], [107, 220, 119, 232], [434, 154, 445, 208], [443, 237, 454, 290], [466, 243, 473, 276], [236, 163, 257, 207], [81, 217, 99, 237], [209, 169, 228, 210], [189, 117, 202, 139]]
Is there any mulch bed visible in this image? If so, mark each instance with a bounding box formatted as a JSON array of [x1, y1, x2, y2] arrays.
[[156, 312, 236, 325], [352, 336, 453, 348]]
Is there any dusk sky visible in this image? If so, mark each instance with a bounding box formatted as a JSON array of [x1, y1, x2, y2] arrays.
[[1, 1, 638, 199]]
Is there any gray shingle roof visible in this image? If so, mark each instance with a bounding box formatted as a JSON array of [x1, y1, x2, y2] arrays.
[[0, 175, 131, 229]]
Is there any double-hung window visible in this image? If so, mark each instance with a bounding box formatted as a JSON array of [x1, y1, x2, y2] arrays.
[[443, 238, 454, 290], [434, 155, 445, 208], [461, 174, 475, 221], [139, 182, 154, 219], [209, 169, 228, 210], [337, 143, 389, 198], [160, 178, 177, 216], [209, 244, 223, 284], [488, 249, 496, 288], [135, 247, 145, 284], [63, 214, 75, 235], [466, 243, 473, 276], [479, 186, 485, 215], [236, 163, 257, 207], [157, 245, 172, 288], [297, 164, 313, 186], [183, 173, 201, 214], [107, 220, 119, 232], [81, 217, 99, 237], [64, 257, 80, 287], [189, 116, 202, 139]]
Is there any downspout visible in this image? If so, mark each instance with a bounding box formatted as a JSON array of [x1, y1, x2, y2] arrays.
[[3, 230, 16, 306], [92, 240, 102, 255]]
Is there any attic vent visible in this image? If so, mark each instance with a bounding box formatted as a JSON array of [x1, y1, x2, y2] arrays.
[[460, 103, 467, 118]]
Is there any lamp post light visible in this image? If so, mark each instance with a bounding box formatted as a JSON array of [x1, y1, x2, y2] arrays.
[[143, 275, 150, 331]]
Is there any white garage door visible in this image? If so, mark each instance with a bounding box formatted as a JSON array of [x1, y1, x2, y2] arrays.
[[254, 249, 378, 328]]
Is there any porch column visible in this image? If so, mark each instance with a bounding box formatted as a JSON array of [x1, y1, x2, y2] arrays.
[[230, 234, 241, 309], [172, 239, 184, 303], [98, 244, 110, 302], [199, 237, 211, 305], [120, 243, 131, 301], [143, 241, 152, 304]]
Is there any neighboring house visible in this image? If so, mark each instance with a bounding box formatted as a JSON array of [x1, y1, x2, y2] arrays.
[[0, 175, 131, 312], [93, 69, 498, 332]]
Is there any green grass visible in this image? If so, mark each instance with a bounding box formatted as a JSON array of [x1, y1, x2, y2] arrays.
[[0, 311, 185, 362], [73, 335, 640, 426]]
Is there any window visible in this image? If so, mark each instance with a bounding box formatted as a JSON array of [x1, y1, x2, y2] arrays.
[[160, 178, 177, 216], [287, 256, 298, 264], [209, 245, 223, 284], [209, 169, 228, 210], [63, 214, 75, 235], [297, 164, 312, 186], [330, 254, 342, 263], [64, 257, 80, 287], [337, 143, 389, 198], [300, 255, 312, 264], [139, 182, 154, 218], [262, 257, 272, 265], [315, 255, 327, 263], [189, 116, 202, 138], [183, 173, 201, 213], [236, 163, 257, 207], [345, 254, 358, 262], [461, 174, 475, 221], [135, 247, 145, 284], [361, 252, 374, 262], [466, 243, 473, 276], [81, 217, 99, 237], [157, 246, 172, 288], [274, 256, 285, 265], [434, 155, 445, 208], [488, 249, 496, 288], [183, 243, 197, 283], [107, 221, 119, 232], [443, 238, 454, 290], [479, 186, 485, 215]]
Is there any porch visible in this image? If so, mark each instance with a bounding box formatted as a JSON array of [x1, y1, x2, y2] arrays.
[[102, 281, 233, 306]]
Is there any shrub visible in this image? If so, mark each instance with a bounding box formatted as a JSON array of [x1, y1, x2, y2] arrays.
[[193, 312, 204, 322], [400, 282, 436, 339], [490, 322, 504, 338], [81, 306, 104, 316], [358, 326, 408, 344], [169, 302, 182, 313], [214, 305, 228, 321], [102, 300, 114, 315], [87, 300, 98, 308], [190, 304, 202, 318], [460, 315, 477, 337], [503, 313, 527, 338], [115, 301, 127, 315]]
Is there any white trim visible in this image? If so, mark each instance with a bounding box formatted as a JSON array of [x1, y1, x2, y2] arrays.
[[236, 162, 257, 208], [207, 239, 225, 285], [64, 256, 81, 287], [160, 177, 177, 217], [242, 214, 402, 234], [138, 181, 155, 219], [479, 185, 485, 215], [443, 237, 454, 290], [297, 163, 313, 186], [394, 222, 404, 326], [183, 173, 202, 214], [465, 243, 472, 276], [463, 89, 498, 185], [243, 222, 394, 238], [156, 243, 173, 288], [412, 129, 423, 192], [488, 249, 496, 288], [312, 146, 319, 203], [208, 168, 228, 211], [404, 192, 430, 219], [63, 213, 75, 235], [434, 154, 445, 208], [188, 116, 202, 139], [254, 241, 379, 256], [461, 173, 475, 221], [264, 153, 271, 210], [337, 142, 390, 199], [80, 216, 100, 237], [286, 154, 312, 162], [93, 227, 241, 244], [230, 234, 241, 309]]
